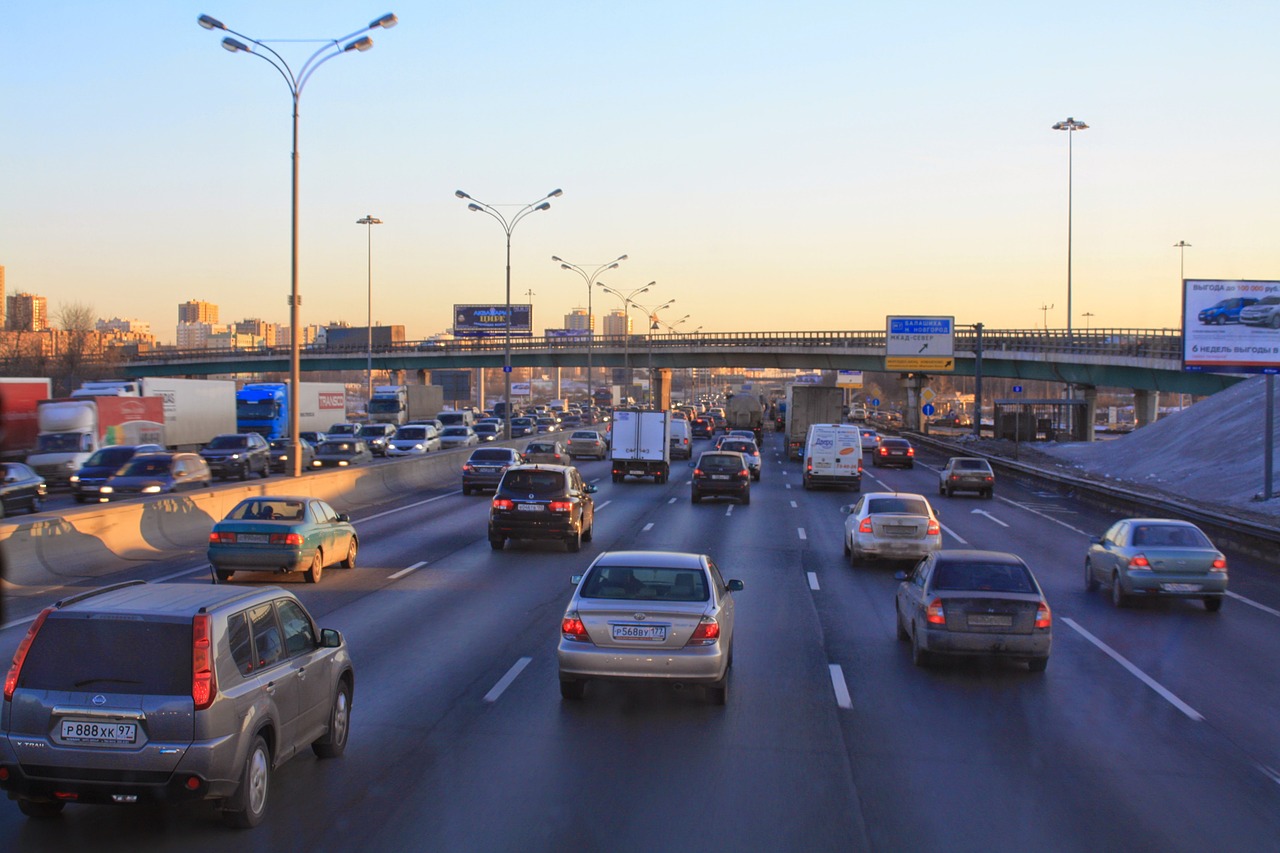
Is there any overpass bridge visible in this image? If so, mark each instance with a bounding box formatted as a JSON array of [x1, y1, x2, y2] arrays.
[[123, 327, 1239, 398]]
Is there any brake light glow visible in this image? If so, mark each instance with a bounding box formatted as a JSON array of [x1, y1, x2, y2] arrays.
[[561, 612, 589, 641], [858, 517, 873, 534], [1128, 554, 1151, 569], [493, 498, 514, 511], [1211, 557, 1227, 571], [907, 447, 915, 457], [192, 613, 217, 711], [270, 533, 304, 546], [925, 598, 945, 625], [549, 501, 573, 513], [686, 617, 721, 646], [5, 607, 51, 701], [462, 464, 474, 473], [878, 447, 888, 456], [693, 468, 703, 477], [210, 531, 234, 544], [1035, 601, 1052, 629], [926, 519, 940, 536]]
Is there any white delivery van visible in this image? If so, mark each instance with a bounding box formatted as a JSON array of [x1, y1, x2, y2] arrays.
[[802, 423, 862, 490], [668, 418, 692, 459]]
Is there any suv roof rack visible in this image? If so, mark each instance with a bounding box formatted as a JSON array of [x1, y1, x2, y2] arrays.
[[55, 580, 148, 609]]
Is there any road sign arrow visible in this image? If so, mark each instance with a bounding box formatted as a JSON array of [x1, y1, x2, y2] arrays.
[[971, 509, 1008, 527]]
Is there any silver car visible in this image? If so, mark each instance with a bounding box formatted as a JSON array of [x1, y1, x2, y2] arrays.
[[0, 582, 353, 828], [558, 551, 744, 705], [843, 492, 942, 566], [1085, 518, 1228, 611], [386, 424, 441, 456]]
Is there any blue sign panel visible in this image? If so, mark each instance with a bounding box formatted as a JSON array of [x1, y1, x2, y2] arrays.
[[889, 317, 953, 336], [1012, 385, 1023, 393], [871, 398, 880, 406], [452, 304, 533, 337], [922, 403, 936, 416]]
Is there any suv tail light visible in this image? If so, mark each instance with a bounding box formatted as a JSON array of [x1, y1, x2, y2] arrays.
[[561, 612, 589, 641], [738, 470, 750, 480], [192, 614, 217, 710], [1035, 601, 1052, 629], [686, 617, 721, 646], [493, 498, 514, 511], [5, 607, 51, 701], [925, 598, 946, 625], [907, 447, 915, 457], [549, 501, 573, 513], [692, 468, 703, 477]]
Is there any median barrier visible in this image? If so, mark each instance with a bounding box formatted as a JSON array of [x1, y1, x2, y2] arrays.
[[0, 442, 497, 598]]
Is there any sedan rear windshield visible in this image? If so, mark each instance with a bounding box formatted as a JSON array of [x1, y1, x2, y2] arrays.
[[953, 459, 992, 471], [526, 444, 557, 454], [471, 449, 515, 462], [721, 441, 757, 454], [1131, 525, 1211, 547], [582, 566, 709, 602], [867, 498, 929, 515], [19, 615, 192, 695], [228, 499, 306, 521], [932, 561, 1034, 593], [698, 455, 744, 472], [571, 432, 599, 440]]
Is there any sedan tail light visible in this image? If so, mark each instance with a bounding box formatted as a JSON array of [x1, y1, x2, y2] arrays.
[[907, 447, 915, 457], [561, 612, 589, 642], [692, 468, 704, 477], [878, 447, 888, 456], [1128, 554, 1152, 570], [926, 519, 940, 536], [1035, 601, 1052, 629], [858, 517, 873, 534], [209, 531, 234, 544], [462, 464, 474, 473], [5, 607, 51, 701], [270, 533, 304, 546], [686, 617, 721, 646], [1211, 556, 1227, 572], [925, 598, 946, 625]]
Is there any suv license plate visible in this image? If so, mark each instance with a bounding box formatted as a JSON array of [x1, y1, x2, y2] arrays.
[[517, 504, 543, 512], [61, 720, 138, 744], [612, 624, 667, 641]]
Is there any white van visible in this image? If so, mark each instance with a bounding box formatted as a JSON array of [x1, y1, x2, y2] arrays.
[[668, 418, 693, 459], [802, 423, 862, 490], [435, 410, 475, 428]]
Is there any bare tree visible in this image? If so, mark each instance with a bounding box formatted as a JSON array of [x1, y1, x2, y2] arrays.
[[53, 302, 105, 394]]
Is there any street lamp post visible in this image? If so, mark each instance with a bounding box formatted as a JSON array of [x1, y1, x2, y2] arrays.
[[199, 12, 397, 477], [598, 281, 655, 405], [1052, 116, 1089, 337], [552, 254, 628, 405], [1174, 240, 1192, 282], [455, 188, 562, 439], [357, 214, 383, 407]]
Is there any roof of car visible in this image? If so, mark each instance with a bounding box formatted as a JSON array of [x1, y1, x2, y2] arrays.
[[932, 550, 1024, 565], [51, 581, 282, 616], [591, 550, 706, 570]]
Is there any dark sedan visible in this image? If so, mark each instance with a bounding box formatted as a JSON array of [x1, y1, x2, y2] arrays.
[[98, 453, 212, 500], [312, 440, 374, 468], [872, 437, 915, 468], [269, 438, 316, 472], [0, 462, 46, 517], [67, 444, 164, 503]]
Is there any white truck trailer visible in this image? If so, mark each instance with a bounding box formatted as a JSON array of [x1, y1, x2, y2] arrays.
[[610, 409, 671, 483]]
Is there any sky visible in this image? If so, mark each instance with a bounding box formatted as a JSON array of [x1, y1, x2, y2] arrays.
[[3, 1, 1278, 345]]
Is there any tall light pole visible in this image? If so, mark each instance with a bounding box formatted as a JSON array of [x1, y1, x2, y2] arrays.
[[637, 299, 676, 407], [598, 281, 655, 405], [1039, 302, 1055, 330], [1174, 240, 1192, 282], [553, 253, 627, 405], [1052, 116, 1089, 337], [455, 188, 562, 439], [199, 12, 397, 476], [357, 214, 383, 407]]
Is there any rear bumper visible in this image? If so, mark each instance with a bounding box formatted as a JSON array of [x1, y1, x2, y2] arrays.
[[489, 516, 579, 541], [558, 640, 727, 683], [208, 545, 313, 573], [1122, 571, 1227, 597], [854, 535, 938, 561], [921, 626, 1051, 659]]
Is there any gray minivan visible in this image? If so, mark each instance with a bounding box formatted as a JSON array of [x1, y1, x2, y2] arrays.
[[0, 581, 354, 828]]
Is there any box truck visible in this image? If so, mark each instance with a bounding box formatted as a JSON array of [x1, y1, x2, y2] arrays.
[[0, 377, 52, 458], [70, 378, 236, 449], [27, 397, 165, 485], [236, 382, 346, 439], [367, 384, 444, 426], [784, 385, 845, 460], [610, 409, 671, 483]]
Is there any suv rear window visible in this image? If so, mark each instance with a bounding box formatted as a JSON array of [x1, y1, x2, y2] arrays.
[[471, 448, 515, 462], [698, 454, 743, 472], [500, 470, 564, 493], [19, 615, 191, 695]]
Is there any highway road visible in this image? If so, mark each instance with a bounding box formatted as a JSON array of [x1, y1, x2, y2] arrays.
[[2, 432, 1279, 851]]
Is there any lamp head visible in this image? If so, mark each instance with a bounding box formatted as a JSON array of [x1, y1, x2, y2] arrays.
[[548, 188, 563, 198], [616, 254, 628, 261], [344, 36, 374, 52], [551, 255, 563, 262], [221, 37, 250, 53], [467, 204, 481, 212], [455, 190, 470, 199], [535, 202, 551, 211], [197, 14, 225, 30], [371, 13, 398, 29]]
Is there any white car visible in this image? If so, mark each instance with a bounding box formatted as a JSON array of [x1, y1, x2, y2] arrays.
[[842, 492, 942, 566], [439, 425, 479, 449], [386, 424, 441, 457]]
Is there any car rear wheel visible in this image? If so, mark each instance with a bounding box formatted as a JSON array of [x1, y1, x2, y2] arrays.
[[305, 551, 324, 584], [1111, 572, 1128, 608], [1204, 597, 1223, 612], [896, 608, 909, 641], [18, 798, 64, 819], [215, 570, 234, 583], [691, 490, 701, 504], [489, 537, 504, 550], [222, 735, 270, 828], [1028, 657, 1049, 673], [1084, 559, 1099, 592], [560, 679, 586, 700], [582, 521, 593, 542], [566, 528, 581, 553], [311, 682, 351, 759], [740, 490, 750, 505], [911, 628, 933, 667], [706, 671, 729, 706], [341, 539, 357, 569]]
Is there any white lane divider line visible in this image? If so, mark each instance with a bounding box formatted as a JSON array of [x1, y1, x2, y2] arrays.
[[971, 509, 1009, 528], [1257, 764, 1280, 787], [390, 561, 428, 580], [1063, 617, 1203, 722], [725, 505, 734, 517], [595, 500, 612, 510], [484, 657, 532, 703], [790, 500, 798, 508], [940, 523, 968, 545], [798, 528, 807, 540], [829, 664, 853, 710], [1227, 591, 1280, 618], [159, 565, 215, 583], [785, 484, 792, 490], [360, 491, 461, 523], [668, 497, 677, 504], [643, 523, 654, 532], [808, 572, 820, 590], [997, 495, 1090, 537]]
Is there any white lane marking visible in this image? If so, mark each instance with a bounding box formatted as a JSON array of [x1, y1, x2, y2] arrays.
[[798, 528, 807, 540], [668, 497, 677, 504], [1227, 591, 1280, 618], [158, 564, 214, 583], [971, 509, 1009, 528], [790, 500, 798, 508], [1063, 617, 1203, 722], [390, 561, 428, 580], [483, 657, 532, 703], [829, 664, 853, 709], [940, 523, 968, 545], [808, 572, 820, 590], [643, 523, 654, 532], [996, 495, 1090, 536], [1257, 765, 1280, 787], [590, 477, 601, 484], [360, 491, 460, 523], [785, 483, 792, 490], [725, 505, 734, 517], [595, 500, 612, 510]]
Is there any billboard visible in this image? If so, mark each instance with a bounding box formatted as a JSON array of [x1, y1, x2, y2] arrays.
[[1182, 279, 1280, 374], [885, 316, 955, 372], [452, 304, 533, 338]]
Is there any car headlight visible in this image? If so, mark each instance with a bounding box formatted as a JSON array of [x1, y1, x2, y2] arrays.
[[338, 460, 349, 466], [142, 485, 162, 494], [413, 443, 424, 450], [69, 475, 80, 483], [279, 454, 289, 461], [100, 486, 114, 494], [230, 453, 241, 460]]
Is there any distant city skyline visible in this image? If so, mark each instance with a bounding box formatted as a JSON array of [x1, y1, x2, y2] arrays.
[[2, 3, 1277, 342]]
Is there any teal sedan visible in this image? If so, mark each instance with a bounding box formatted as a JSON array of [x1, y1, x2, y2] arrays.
[[1085, 518, 1227, 611], [208, 496, 358, 585]]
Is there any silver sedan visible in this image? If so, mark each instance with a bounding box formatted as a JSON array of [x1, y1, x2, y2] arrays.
[[843, 492, 942, 566], [558, 550, 744, 705], [1085, 518, 1227, 611]]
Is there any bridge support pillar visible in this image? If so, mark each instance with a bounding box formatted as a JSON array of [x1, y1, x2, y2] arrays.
[[903, 374, 926, 432], [1079, 386, 1098, 442], [652, 369, 672, 411], [415, 368, 429, 386], [386, 369, 404, 386], [554, 367, 562, 401], [477, 368, 486, 411], [1134, 388, 1160, 428]]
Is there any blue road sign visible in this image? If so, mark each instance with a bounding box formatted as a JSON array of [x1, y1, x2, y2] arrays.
[[503, 366, 512, 373], [1012, 385, 1023, 393], [922, 403, 936, 416], [871, 398, 880, 407]]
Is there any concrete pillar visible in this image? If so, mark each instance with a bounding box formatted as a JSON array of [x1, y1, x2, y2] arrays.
[[1079, 386, 1098, 441], [903, 374, 926, 431], [1134, 388, 1160, 428], [652, 369, 673, 411], [415, 368, 429, 385], [476, 368, 485, 411], [554, 367, 562, 400]]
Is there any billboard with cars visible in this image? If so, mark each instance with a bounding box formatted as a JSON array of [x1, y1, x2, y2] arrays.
[[1182, 279, 1280, 374], [452, 304, 533, 338]]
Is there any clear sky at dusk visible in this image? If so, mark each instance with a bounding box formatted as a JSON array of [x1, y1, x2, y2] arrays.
[[2, 1, 1276, 344]]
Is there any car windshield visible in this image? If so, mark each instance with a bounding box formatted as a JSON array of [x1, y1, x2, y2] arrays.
[[581, 566, 710, 602], [1131, 524, 1211, 547], [205, 435, 247, 450], [227, 499, 306, 521], [470, 449, 513, 462], [867, 497, 929, 515], [442, 427, 468, 436], [722, 441, 757, 454], [932, 560, 1034, 593], [395, 427, 426, 440], [475, 425, 498, 433], [329, 425, 357, 435], [571, 432, 598, 440], [953, 459, 992, 471], [119, 457, 174, 476], [500, 470, 563, 493]]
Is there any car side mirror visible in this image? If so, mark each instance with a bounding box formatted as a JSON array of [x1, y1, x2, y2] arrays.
[[320, 628, 344, 648], [1090, 535, 1103, 545], [894, 570, 908, 581], [688, 461, 695, 468], [839, 504, 853, 515], [570, 574, 583, 585], [726, 579, 744, 592], [336, 512, 351, 523], [584, 484, 598, 494]]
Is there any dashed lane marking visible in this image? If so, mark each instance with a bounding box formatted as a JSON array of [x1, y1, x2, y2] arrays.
[[798, 528, 807, 540], [390, 561, 428, 580], [808, 572, 820, 590], [643, 523, 654, 532], [1063, 617, 1203, 721], [483, 657, 532, 703], [829, 664, 853, 710]]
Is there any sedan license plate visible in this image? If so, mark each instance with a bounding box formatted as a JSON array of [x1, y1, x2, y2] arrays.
[[612, 624, 666, 641], [1161, 583, 1203, 592], [967, 614, 1013, 628], [517, 503, 543, 512], [237, 533, 269, 544], [61, 720, 137, 744]]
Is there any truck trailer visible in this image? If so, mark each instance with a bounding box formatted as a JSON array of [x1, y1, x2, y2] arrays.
[[367, 384, 444, 426], [70, 378, 237, 449], [784, 385, 845, 461], [0, 378, 52, 459], [236, 382, 346, 439], [610, 409, 671, 483], [27, 397, 165, 485]]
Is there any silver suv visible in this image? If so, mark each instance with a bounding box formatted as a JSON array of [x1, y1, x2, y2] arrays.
[[0, 581, 354, 828]]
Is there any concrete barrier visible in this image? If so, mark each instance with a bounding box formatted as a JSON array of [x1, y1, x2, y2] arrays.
[[0, 443, 492, 599]]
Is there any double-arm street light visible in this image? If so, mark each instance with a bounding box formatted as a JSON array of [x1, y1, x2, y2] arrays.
[[357, 214, 383, 407], [552, 253, 628, 404], [1052, 116, 1089, 337], [597, 281, 655, 403], [198, 12, 397, 476], [456, 188, 562, 439]]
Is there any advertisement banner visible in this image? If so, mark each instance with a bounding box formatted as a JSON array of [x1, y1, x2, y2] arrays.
[[1182, 279, 1280, 374], [452, 304, 533, 338]]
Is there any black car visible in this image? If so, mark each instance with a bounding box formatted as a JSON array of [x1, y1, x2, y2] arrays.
[[691, 452, 751, 504], [0, 463, 47, 517], [872, 437, 916, 468], [360, 423, 397, 456], [488, 464, 597, 552], [691, 415, 715, 438], [68, 444, 164, 503], [199, 433, 272, 481], [462, 447, 524, 495]]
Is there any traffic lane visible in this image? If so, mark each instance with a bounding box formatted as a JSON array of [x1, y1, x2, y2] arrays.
[[807, 505, 1280, 849]]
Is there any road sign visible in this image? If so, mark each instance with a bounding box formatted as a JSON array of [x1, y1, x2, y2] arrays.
[[503, 365, 512, 373], [922, 403, 936, 416], [871, 398, 880, 407], [836, 370, 864, 388], [920, 387, 936, 405], [1013, 385, 1023, 393], [885, 316, 955, 372]]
